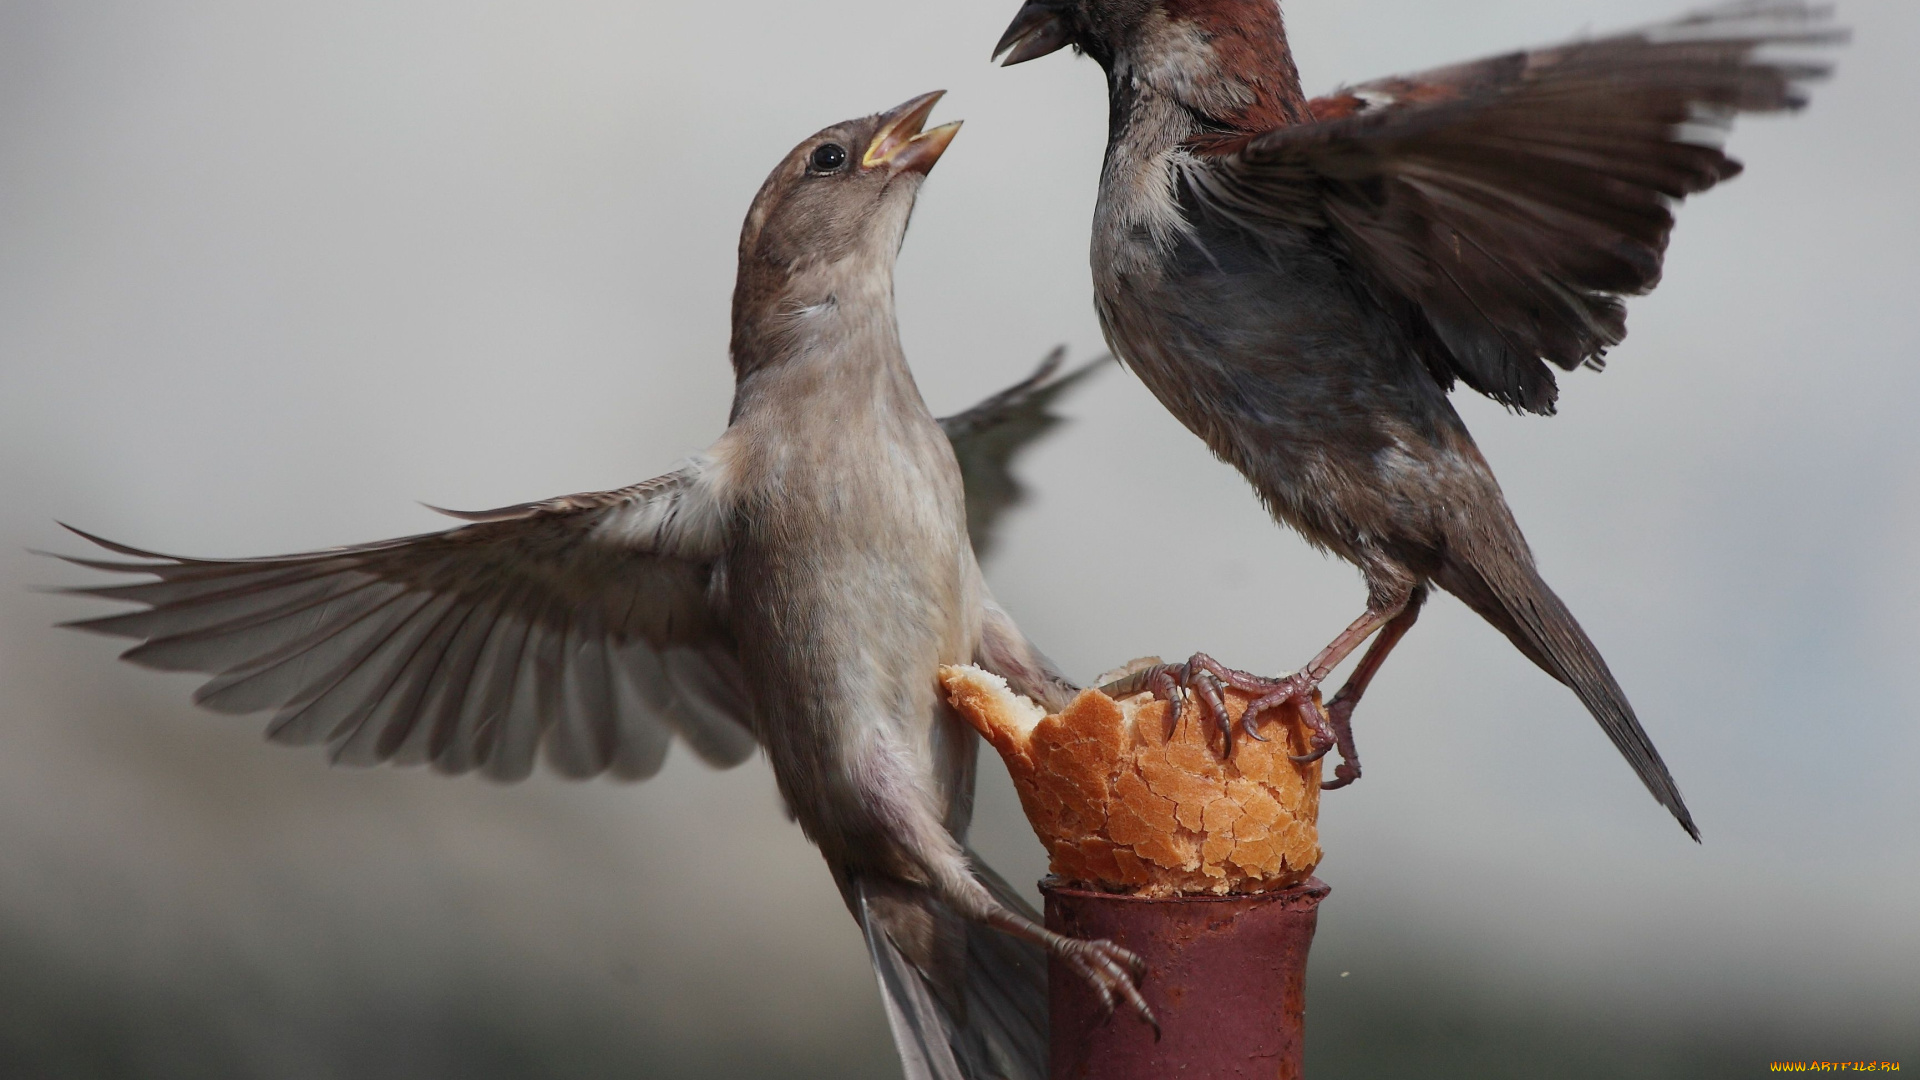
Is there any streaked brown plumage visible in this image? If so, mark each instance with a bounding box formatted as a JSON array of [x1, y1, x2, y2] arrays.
[[52, 92, 1144, 1079], [996, 0, 1841, 837]]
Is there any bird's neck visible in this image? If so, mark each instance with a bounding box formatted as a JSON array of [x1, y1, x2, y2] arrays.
[[1092, 1, 1307, 276], [1108, 0, 1308, 151], [727, 272, 922, 426]]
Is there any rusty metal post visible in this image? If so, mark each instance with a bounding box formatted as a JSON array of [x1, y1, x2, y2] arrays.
[[1044, 878, 1330, 1080]]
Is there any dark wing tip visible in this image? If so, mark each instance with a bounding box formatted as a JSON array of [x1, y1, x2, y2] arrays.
[[1032, 342, 1068, 377], [420, 501, 535, 523], [57, 611, 144, 637], [54, 522, 182, 561], [1059, 350, 1116, 383], [26, 548, 160, 579], [36, 528, 184, 582], [1670, 797, 1702, 842]]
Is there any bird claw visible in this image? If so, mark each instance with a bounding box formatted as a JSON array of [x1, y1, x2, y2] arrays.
[[1161, 660, 1237, 745], [1317, 693, 1364, 790], [1232, 671, 1341, 767], [1099, 653, 1346, 771], [1289, 739, 1335, 766], [1059, 937, 1157, 1036], [1185, 654, 1320, 758], [1103, 653, 1251, 754]]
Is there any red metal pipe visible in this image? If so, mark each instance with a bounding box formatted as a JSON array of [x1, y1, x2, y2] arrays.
[[1045, 878, 1330, 1080]]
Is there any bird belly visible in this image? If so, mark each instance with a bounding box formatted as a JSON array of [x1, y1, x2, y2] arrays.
[[725, 440, 983, 872], [1095, 235, 1480, 572]]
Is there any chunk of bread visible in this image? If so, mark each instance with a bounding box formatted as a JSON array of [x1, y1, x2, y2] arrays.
[[940, 663, 1321, 898]]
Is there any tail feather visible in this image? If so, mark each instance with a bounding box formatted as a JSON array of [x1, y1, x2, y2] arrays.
[[857, 884, 967, 1080], [955, 855, 1048, 1076], [1435, 554, 1700, 840], [848, 853, 1048, 1080]]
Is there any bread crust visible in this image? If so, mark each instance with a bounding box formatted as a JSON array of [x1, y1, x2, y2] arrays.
[[941, 663, 1321, 897]]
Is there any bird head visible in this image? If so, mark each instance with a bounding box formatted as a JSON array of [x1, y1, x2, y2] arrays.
[[993, 0, 1306, 131], [735, 91, 961, 289], [992, 0, 1125, 68]]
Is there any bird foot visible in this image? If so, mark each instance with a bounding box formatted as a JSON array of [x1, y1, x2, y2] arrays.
[[1319, 691, 1364, 790], [1100, 653, 1316, 758], [1232, 669, 1340, 766], [1055, 936, 1157, 1035]]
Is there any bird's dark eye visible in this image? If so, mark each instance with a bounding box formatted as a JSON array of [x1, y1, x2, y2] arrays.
[[809, 143, 848, 172]]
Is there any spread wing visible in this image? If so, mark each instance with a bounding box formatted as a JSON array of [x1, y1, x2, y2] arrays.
[[1183, 1, 1839, 413], [54, 462, 757, 782], [940, 348, 1108, 559]]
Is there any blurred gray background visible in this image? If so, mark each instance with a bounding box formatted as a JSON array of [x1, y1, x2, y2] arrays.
[[2, 1, 1914, 1076]]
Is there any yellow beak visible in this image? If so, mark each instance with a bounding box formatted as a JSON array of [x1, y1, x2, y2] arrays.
[[863, 90, 964, 176]]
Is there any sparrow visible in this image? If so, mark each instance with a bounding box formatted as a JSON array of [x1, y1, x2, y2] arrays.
[[992, 0, 1840, 838], [51, 92, 1146, 1079]]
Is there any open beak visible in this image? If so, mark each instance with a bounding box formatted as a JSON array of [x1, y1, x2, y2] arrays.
[[864, 91, 963, 177], [993, 1, 1072, 65]]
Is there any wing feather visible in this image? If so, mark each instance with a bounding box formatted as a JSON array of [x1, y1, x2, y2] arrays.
[[413, 594, 501, 768], [55, 464, 757, 782], [336, 592, 472, 767], [604, 638, 673, 781], [660, 644, 756, 762], [1188, 1, 1839, 412], [938, 348, 1108, 559], [615, 638, 718, 776]]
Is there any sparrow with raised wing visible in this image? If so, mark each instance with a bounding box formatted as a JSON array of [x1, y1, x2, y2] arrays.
[[994, 0, 1840, 836], [54, 92, 1144, 1079]]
